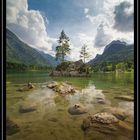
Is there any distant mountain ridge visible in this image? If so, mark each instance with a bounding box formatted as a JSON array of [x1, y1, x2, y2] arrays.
[[36, 50, 60, 66], [6, 28, 59, 67], [88, 40, 134, 65]]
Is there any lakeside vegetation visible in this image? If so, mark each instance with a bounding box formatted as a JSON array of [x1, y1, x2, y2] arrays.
[[92, 61, 134, 73], [6, 62, 53, 72], [6, 60, 134, 74]]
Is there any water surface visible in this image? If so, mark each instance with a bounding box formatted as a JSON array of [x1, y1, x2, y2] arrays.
[[6, 72, 134, 140]]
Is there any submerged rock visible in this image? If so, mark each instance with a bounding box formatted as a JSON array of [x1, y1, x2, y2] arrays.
[[6, 118, 20, 135], [114, 95, 134, 101], [82, 115, 133, 139], [47, 81, 58, 89], [27, 82, 35, 89], [91, 112, 118, 124], [47, 81, 76, 95], [91, 97, 111, 105], [81, 112, 133, 139], [57, 82, 76, 94], [68, 104, 88, 115], [19, 103, 37, 113], [102, 107, 129, 120], [18, 82, 35, 92], [82, 112, 119, 131]]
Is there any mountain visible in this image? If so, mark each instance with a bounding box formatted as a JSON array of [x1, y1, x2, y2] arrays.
[[88, 40, 134, 65], [6, 28, 58, 67], [36, 50, 60, 66]]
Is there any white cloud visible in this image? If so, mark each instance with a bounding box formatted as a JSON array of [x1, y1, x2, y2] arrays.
[[84, 8, 89, 14], [68, 33, 105, 61], [6, 0, 56, 53]]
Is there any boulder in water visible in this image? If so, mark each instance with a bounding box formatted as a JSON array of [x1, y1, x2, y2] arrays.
[[81, 111, 133, 139], [68, 104, 88, 115], [48, 81, 76, 95], [19, 103, 37, 113], [57, 82, 76, 94], [47, 81, 58, 89], [27, 82, 35, 89], [82, 112, 119, 131], [18, 82, 35, 92]]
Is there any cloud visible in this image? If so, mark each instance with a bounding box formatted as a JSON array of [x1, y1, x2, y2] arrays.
[[77, 33, 94, 45], [85, 14, 110, 26], [68, 33, 105, 61], [94, 23, 111, 48], [6, 0, 56, 53], [84, 0, 134, 49], [84, 8, 89, 14], [113, 1, 134, 32], [6, 0, 134, 61]]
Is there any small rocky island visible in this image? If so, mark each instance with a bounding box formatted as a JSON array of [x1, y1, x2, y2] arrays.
[[50, 60, 92, 77]]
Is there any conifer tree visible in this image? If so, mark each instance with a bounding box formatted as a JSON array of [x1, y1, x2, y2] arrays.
[[56, 30, 70, 62], [80, 44, 89, 63]]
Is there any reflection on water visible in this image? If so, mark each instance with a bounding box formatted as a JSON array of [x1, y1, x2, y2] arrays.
[[21, 87, 57, 117], [17, 82, 134, 119], [65, 83, 106, 109]]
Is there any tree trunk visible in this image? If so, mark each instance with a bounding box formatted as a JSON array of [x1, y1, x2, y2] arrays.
[[84, 57, 85, 64]]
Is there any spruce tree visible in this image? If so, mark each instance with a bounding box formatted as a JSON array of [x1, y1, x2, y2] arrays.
[[55, 30, 70, 62], [80, 44, 89, 63]]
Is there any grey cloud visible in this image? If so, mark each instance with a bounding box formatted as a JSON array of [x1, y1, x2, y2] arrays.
[[94, 23, 111, 48], [113, 1, 134, 32]]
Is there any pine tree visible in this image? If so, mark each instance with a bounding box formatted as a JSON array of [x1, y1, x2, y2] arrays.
[[80, 44, 90, 63], [55, 30, 71, 62]]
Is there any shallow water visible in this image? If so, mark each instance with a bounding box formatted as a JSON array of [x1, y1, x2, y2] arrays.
[[6, 72, 134, 140]]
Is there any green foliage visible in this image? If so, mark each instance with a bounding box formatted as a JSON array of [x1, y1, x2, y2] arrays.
[[92, 61, 133, 72], [55, 30, 71, 62], [80, 44, 90, 63], [56, 61, 72, 71], [6, 62, 52, 72], [55, 61, 92, 75], [6, 62, 27, 71], [89, 41, 134, 73], [78, 64, 91, 74], [89, 41, 134, 65]]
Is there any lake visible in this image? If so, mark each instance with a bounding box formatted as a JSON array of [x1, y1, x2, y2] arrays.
[[6, 72, 134, 140]]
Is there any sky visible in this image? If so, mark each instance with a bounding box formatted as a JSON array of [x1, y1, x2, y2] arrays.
[[6, 0, 134, 61]]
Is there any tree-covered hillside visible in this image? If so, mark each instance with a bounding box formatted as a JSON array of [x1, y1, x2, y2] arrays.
[[6, 28, 58, 67], [88, 40, 134, 65]]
